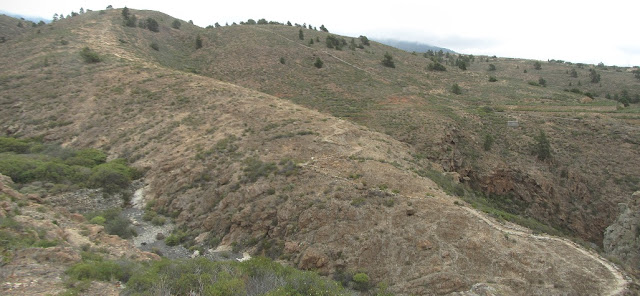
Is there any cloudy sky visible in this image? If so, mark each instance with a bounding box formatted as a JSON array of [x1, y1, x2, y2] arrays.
[[3, 0, 639, 66]]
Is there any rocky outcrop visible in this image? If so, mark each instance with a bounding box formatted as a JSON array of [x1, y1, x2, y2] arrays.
[[0, 174, 159, 295], [474, 165, 609, 244], [604, 191, 640, 270]]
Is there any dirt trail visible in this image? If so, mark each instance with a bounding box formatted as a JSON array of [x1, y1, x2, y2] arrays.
[[300, 132, 630, 295], [459, 205, 630, 296]]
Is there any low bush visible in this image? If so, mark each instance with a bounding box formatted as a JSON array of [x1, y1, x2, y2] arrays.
[[0, 137, 137, 195], [428, 62, 446, 71], [451, 83, 462, 95], [243, 158, 276, 183], [85, 209, 136, 239], [352, 272, 370, 291], [165, 230, 187, 246], [80, 47, 101, 63]]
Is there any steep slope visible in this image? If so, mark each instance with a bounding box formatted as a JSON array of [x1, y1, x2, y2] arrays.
[[0, 9, 633, 295], [133, 14, 640, 249]]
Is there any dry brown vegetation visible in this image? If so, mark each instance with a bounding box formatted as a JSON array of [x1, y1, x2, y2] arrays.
[[0, 8, 638, 295]]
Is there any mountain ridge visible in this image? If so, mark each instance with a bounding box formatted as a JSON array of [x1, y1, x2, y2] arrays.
[[373, 38, 455, 54]]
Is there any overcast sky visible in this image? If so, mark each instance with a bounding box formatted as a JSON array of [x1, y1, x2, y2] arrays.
[[3, 0, 639, 66]]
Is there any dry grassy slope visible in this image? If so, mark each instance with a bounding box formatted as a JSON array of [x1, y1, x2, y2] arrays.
[[115, 12, 640, 247], [0, 10, 633, 295], [0, 14, 37, 41]]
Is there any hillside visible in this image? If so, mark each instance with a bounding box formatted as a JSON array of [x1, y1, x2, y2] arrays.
[[0, 8, 637, 295], [160, 13, 640, 247]]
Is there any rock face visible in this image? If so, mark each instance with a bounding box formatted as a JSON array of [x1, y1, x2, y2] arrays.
[[604, 191, 640, 271]]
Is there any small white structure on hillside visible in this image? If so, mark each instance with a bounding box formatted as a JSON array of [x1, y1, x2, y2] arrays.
[[507, 121, 519, 127]]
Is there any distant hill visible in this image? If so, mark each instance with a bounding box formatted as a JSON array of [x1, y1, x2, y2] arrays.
[[374, 38, 455, 53], [0, 10, 50, 24]]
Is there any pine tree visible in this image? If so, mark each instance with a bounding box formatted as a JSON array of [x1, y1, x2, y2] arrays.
[[534, 131, 551, 161], [589, 69, 601, 83], [298, 29, 304, 40], [195, 35, 203, 49], [122, 7, 130, 19]]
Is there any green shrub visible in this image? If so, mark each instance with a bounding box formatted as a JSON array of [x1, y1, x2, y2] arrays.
[[533, 61, 541, 70], [0, 153, 42, 183], [150, 42, 159, 51], [145, 18, 159, 32], [0, 137, 32, 153], [105, 215, 136, 239], [171, 19, 181, 29], [589, 68, 601, 83], [151, 215, 166, 226], [570, 68, 578, 77], [33, 239, 59, 248], [352, 272, 370, 291], [85, 209, 135, 239], [488, 64, 496, 71], [451, 83, 462, 95], [0, 139, 133, 194], [488, 76, 497, 82], [88, 159, 138, 193], [359, 35, 370, 46], [80, 47, 101, 63], [533, 130, 551, 161], [325, 35, 345, 50], [66, 260, 129, 282], [165, 230, 187, 246], [195, 35, 202, 49], [538, 77, 547, 87], [277, 159, 299, 177], [243, 158, 277, 183], [427, 62, 446, 71], [351, 197, 366, 207], [381, 52, 395, 68], [142, 210, 157, 221], [67, 256, 352, 295], [483, 134, 494, 151], [89, 216, 106, 225], [314, 57, 323, 69], [124, 14, 137, 27]]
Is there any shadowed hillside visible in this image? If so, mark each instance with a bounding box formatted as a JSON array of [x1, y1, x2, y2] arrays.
[[0, 8, 637, 295]]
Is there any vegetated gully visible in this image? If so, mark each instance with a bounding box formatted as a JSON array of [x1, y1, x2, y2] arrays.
[[122, 184, 251, 261]]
